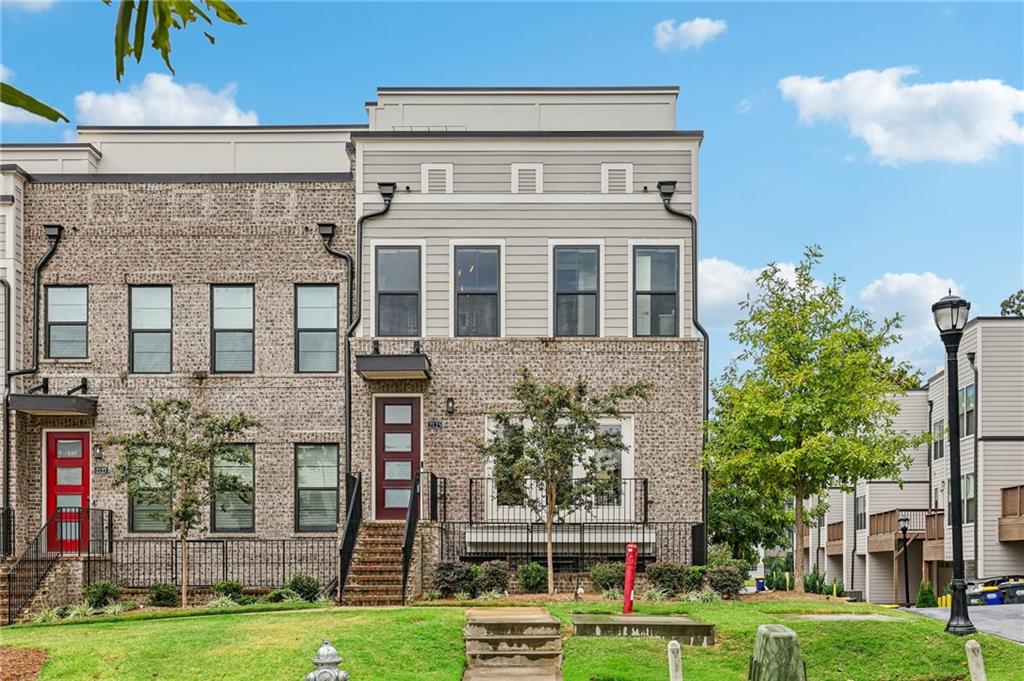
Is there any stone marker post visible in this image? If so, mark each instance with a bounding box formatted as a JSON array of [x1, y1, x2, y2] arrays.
[[965, 640, 987, 681], [668, 640, 683, 681], [747, 624, 806, 681]]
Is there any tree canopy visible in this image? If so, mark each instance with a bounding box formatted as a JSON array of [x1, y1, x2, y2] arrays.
[[1000, 289, 1024, 317]]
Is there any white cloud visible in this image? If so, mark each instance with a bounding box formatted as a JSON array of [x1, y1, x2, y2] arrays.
[[778, 67, 1024, 165], [859, 272, 963, 371], [654, 17, 727, 52], [74, 73, 258, 126], [1, 0, 56, 12], [737, 98, 753, 115], [698, 257, 798, 330], [0, 63, 11, 81]]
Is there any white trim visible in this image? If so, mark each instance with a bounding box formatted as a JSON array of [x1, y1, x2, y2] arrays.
[[448, 238, 506, 338], [420, 163, 453, 194], [626, 238, 686, 338], [356, 193, 691, 206], [510, 163, 543, 194], [40, 428, 93, 528], [368, 238, 428, 338], [370, 393, 424, 521], [601, 162, 634, 194], [354, 139, 700, 153], [548, 238, 605, 337]]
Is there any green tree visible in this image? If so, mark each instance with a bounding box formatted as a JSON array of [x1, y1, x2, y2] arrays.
[[706, 246, 925, 591], [1, 0, 245, 122], [104, 397, 259, 607], [706, 475, 791, 565], [1000, 289, 1024, 317], [480, 368, 651, 594]]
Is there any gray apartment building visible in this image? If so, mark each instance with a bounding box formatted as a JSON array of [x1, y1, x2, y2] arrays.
[[0, 86, 707, 619]]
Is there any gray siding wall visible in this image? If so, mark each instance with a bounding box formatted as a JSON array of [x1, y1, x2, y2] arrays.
[[982, 440, 1024, 575], [979, 321, 1024, 437]]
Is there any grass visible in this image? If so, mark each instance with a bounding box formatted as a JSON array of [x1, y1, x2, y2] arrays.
[[2, 597, 1021, 680]]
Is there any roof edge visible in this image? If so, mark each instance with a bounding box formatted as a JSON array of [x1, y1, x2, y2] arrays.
[[352, 130, 703, 140], [76, 124, 369, 132], [376, 86, 680, 93]]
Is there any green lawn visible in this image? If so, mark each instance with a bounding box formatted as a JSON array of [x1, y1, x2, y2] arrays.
[[2, 598, 1021, 680]]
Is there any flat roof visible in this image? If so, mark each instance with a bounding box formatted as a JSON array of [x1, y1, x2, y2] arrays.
[[376, 86, 680, 93], [76, 124, 368, 132], [351, 130, 703, 140]]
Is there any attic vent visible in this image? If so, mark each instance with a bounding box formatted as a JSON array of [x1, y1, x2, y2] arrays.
[[601, 163, 634, 194], [511, 163, 543, 194], [421, 163, 453, 193]]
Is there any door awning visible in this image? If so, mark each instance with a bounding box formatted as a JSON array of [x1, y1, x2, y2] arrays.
[[355, 353, 431, 380], [9, 393, 98, 416]]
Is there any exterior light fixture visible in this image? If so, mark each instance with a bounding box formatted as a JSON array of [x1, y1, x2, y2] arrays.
[[932, 291, 975, 635], [317, 222, 337, 242], [43, 224, 64, 241], [897, 516, 909, 533], [445, 397, 455, 415]]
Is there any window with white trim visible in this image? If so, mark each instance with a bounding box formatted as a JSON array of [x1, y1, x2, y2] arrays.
[[554, 246, 599, 337], [958, 384, 976, 437], [455, 246, 500, 337], [421, 163, 453, 193], [46, 286, 88, 358], [376, 246, 421, 337], [601, 163, 633, 194], [511, 163, 543, 193], [931, 420, 944, 460], [633, 246, 679, 337]]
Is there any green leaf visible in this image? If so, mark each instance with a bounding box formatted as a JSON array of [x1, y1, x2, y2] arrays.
[[205, 0, 245, 25], [203, 31, 215, 44], [0, 82, 69, 123], [114, 0, 135, 81], [133, 0, 149, 62], [150, 0, 175, 74]]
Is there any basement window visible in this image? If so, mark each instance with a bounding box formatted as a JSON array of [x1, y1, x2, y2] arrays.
[[421, 163, 453, 193], [511, 163, 543, 193], [601, 163, 633, 194]]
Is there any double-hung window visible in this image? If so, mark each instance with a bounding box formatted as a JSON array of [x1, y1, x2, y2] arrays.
[[295, 285, 338, 372], [931, 420, 944, 460], [295, 444, 339, 532], [130, 286, 172, 373], [212, 285, 254, 373], [854, 495, 866, 530], [964, 473, 976, 523], [455, 246, 500, 337], [212, 445, 255, 532], [634, 246, 679, 337], [593, 423, 624, 506], [376, 246, 421, 337], [554, 246, 599, 336], [958, 385, 976, 437], [129, 466, 171, 533], [46, 286, 88, 358]]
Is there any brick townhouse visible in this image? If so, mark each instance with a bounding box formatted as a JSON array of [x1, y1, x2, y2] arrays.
[[0, 86, 707, 619]]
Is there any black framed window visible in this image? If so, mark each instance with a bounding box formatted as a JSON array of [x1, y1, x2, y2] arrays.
[[212, 445, 255, 532], [211, 285, 254, 373], [633, 246, 678, 337], [130, 286, 172, 373], [958, 385, 976, 437], [455, 246, 500, 337], [964, 473, 976, 524], [931, 420, 944, 460], [554, 246, 599, 337], [129, 468, 171, 533], [46, 286, 88, 358], [295, 444, 339, 532], [295, 285, 338, 373], [376, 246, 421, 336], [854, 494, 866, 530]]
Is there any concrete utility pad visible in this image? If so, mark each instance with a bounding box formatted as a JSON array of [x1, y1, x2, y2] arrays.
[[792, 613, 908, 622], [571, 614, 715, 645]]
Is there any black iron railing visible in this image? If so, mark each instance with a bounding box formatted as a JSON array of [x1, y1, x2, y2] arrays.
[[468, 477, 648, 525], [400, 473, 422, 605], [0, 507, 13, 558], [338, 472, 363, 603], [425, 472, 447, 522]]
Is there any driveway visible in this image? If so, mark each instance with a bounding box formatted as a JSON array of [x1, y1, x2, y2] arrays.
[[914, 603, 1024, 643]]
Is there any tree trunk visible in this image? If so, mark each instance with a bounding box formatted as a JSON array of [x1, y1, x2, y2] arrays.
[[180, 526, 189, 607], [793, 490, 805, 593], [545, 485, 555, 596]]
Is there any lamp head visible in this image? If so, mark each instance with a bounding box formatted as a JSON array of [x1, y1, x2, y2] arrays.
[[377, 182, 397, 205], [898, 516, 910, 533], [43, 224, 64, 241], [932, 291, 970, 334]]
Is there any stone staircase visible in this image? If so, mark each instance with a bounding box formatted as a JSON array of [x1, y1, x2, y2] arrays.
[[463, 607, 563, 681], [342, 521, 406, 606]]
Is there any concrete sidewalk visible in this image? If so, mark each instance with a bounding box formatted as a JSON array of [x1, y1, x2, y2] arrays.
[[913, 603, 1024, 643]]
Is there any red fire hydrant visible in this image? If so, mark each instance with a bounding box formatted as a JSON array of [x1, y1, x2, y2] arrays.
[[623, 542, 638, 614]]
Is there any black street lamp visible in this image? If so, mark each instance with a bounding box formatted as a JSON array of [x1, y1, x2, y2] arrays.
[[931, 291, 976, 635], [898, 516, 910, 607]]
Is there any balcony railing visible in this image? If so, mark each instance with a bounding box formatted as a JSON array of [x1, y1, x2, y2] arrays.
[[826, 521, 843, 543], [868, 509, 927, 535], [1002, 485, 1023, 519], [925, 511, 945, 541], [468, 477, 648, 525]]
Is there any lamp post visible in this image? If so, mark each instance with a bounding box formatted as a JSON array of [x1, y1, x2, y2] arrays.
[[931, 292, 976, 635], [898, 516, 910, 607]]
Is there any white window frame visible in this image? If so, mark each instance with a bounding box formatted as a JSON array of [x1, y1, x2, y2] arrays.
[[627, 239, 686, 338], [511, 163, 544, 194], [369, 238, 428, 338], [420, 163, 454, 194], [600, 162, 634, 194], [548, 239, 605, 338], [448, 238, 506, 338]]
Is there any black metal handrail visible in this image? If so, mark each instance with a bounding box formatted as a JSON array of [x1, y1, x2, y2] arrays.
[[338, 472, 363, 603], [0, 506, 13, 558], [468, 477, 649, 525], [400, 474, 421, 605]]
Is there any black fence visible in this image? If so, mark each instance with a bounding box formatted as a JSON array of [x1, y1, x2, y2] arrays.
[[440, 521, 698, 572], [338, 473, 363, 602], [0, 507, 12, 558], [85, 537, 337, 590], [468, 477, 649, 525]]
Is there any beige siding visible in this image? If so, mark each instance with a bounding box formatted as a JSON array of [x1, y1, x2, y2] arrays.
[[893, 390, 930, 481], [981, 441, 1024, 575], [980, 322, 1024, 437]]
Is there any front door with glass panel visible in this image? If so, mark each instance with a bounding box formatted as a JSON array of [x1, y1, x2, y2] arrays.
[[46, 432, 90, 552], [374, 397, 420, 520]]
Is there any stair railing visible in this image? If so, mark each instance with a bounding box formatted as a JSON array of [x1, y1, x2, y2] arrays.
[[400, 474, 422, 605], [338, 473, 363, 603], [0, 506, 13, 558], [5, 507, 69, 625]]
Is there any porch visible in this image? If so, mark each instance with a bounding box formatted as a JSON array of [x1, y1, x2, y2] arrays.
[[923, 510, 945, 561], [867, 509, 927, 553], [825, 521, 844, 556]]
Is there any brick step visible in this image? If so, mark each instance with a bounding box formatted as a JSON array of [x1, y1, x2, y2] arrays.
[[350, 562, 403, 572], [343, 597, 403, 607], [348, 577, 404, 587], [466, 634, 562, 654]]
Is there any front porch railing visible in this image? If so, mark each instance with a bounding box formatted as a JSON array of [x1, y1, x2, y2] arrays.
[[925, 511, 945, 541], [468, 477, 648, 525], [0, 507, 12, 558], [868, 509, 927, 535]]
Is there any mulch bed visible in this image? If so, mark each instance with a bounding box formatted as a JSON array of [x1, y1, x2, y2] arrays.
[[0, 648, 46, 681]]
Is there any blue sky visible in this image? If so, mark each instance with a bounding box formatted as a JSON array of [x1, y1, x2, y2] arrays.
[[2, 1, 1022, 379]]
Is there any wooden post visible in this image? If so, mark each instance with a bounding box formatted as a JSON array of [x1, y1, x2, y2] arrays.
[[668, 640, 683, 681], [965, 640, 987, 681]]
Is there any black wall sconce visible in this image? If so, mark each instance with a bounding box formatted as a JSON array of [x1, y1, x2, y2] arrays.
[[445, 397, 455, 415]]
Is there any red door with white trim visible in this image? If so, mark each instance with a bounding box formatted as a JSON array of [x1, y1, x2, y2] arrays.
[[375, 397, 420, 520], [46, 432, 90, 553]]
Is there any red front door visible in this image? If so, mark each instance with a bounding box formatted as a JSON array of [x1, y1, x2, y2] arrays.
[[46, 432, 90, 552], [375, 397, 420, 520]]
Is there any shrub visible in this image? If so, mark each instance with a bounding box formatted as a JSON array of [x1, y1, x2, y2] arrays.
[[803, 566, 827, 595], [476, 561, 510, 593], [286, 573, 321, 602], [207, 596, 238, 609], [121, 600, 140, 611], [421, 590, 440, 601], [589, 562, 626, 591], [477, 589, 504, 601], [212, 580, 245, 601], [683, 565, 707, 592], [54, 605, 72, 619], [102, 602, 129, 616], [434, 561, 475, 598], [828, 579, 845, 597], [916, 580, 938, 608], [763, 554, 793, 574], [706, 563, 743, 599], [642, 586, 669, 602], [683, 589, 722, 604], [263, 588, 304, 603], [601, 587, 623, 601], [236, 594, 258, 606], [83, 580, 119, 609], [148, 582, 180, 608], [66, 602, 95, 619], [646, 562, 686, 595], [33, 608, 62, 623], [516, 562, 547, 594]]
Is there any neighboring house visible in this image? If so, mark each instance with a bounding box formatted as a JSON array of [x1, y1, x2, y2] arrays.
[[0, 85, 707, 619]]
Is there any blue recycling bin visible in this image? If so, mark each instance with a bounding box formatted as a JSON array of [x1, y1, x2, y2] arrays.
[[983, 590, 1003, 606], [755, 577, 766, 592]]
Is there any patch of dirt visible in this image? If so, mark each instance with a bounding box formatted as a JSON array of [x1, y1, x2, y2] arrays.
[[741, 590, 839, 602], [0, 648, 47, 681]]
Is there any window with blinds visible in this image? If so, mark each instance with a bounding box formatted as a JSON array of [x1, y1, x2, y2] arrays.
[[295, 444, 339, 532], [130, 285, 172, 373], [46, 286, 88, 358], [421, 163, 453, 193], [211, 285, 254, 373], [212, 445, 255, 532], [511, 163, 543, 193], [601, 163, 634, 194], [295, 284, 338, 373]]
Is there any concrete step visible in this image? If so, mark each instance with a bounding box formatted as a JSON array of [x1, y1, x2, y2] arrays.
[[465, 619, 561, 638], [466, 650, 561, 669], [465, 634, 562, 654], [463, 667, 560, 681]]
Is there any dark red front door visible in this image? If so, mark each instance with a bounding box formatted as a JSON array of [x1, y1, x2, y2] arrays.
[[46, 432, 90, 552], [375, 397, 420, 520]]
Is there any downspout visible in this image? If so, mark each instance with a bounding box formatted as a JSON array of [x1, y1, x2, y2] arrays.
[[967, 352, 978, 578], [3, 224, 64, 510], [656, 181, 711, 563]]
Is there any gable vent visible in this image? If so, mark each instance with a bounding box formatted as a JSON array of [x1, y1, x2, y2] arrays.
[[511, 163, 543, 194], [421, 163, 453, 193], [601, 163, 634, 194]]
